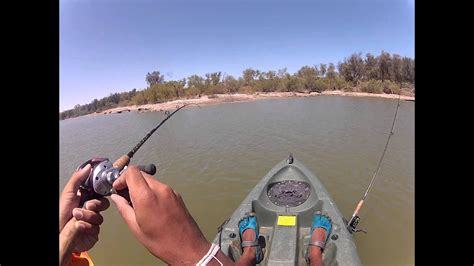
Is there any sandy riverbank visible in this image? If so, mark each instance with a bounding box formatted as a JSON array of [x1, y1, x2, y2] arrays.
[[84, 90, 414, 118]]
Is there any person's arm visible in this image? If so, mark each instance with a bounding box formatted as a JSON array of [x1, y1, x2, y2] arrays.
[[60, 229, 75, 266], [111, 165, 235, 265]]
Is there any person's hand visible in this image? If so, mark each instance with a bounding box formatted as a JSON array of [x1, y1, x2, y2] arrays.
[[59, 164, 110, 266], [60, 198, 110, 250], [111, 165, 215, 265], [60, 164, 92, 231]]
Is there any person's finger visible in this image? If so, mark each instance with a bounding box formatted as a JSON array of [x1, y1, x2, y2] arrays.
[[113, 165, 149, 190], [111, 194, 141, 236], [75, 220, 100, 236], [140, 171, 159, 184], [140, 171, 173, 193], [73, 208, 104, 225], [63, 164, 92, 195], [84, 198, 110, 212], [113, 165, 154, 207]]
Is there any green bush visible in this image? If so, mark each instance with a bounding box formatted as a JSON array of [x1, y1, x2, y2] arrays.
[[132, 93, 147, 105], [184, 87, 200, 98], [204, 85, 225, 95], [361, 80, 384, 94], [239, 85, 257, 94], [286, 76, 304, 92], [382, 80, 401, 94], [312, 79, 328, 92], [333, 77, 351, 91], [400, 82, 414, 90], [154, 84, 175, 101], [276, 78, 290, 92]]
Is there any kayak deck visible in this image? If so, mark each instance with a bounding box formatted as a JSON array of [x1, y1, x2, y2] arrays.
[[213, 156, 362, 265]]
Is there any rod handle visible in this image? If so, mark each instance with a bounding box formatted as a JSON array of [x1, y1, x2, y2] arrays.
[[138, 164, 157, 175], [113, 155, 130, 170], [353, 199, 364, 216]]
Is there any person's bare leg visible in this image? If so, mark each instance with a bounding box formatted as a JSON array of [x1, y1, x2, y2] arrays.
[[308, 227, 326, 266], [235, 229, 256, 266]]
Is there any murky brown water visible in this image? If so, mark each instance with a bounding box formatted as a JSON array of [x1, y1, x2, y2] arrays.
[[60, 96, 414, 265]]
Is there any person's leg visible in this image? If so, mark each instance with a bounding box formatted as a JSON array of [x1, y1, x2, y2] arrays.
[[236, 213, 263, 266], [308, 227, 326, 266], [235, 228, 257, 266], [306, 212, 332, 266]]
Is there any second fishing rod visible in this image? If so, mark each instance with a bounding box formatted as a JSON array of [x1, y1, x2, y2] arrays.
[[344, 94, 402, 234]]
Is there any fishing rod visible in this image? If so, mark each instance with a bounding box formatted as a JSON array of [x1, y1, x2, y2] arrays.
[[77, 104, 190, 205], [345, 93, 402, 234], [113, 103, 190, 170]]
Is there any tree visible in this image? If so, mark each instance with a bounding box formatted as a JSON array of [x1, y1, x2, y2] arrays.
[[391, 54, 403, 84], [401, 57, 415, 83], [326, 63, 337, 79], [205, 72, 221, 86], [242, 68, 257, 85], [169, 79, 186, 98], [146, 71, 165, 86], [203, 72, 223, 94], [109, 93, 120, 104], [286, 75, 304, 92], [90, 99, 98, 111], [277, 68, 288, 78], [188, 75, 205, 96], [378, 51, 392, 82], [365, 53, 379, 80], [297, 65, 319, 92], [223, 75, 240, 93], [338, 53, 365, 84], [319, 63, 327, 77], [144, 86, 158, 103], [209, 72, 222, 85]]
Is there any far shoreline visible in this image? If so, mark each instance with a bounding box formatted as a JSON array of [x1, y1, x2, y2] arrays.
[[66, 90, 414, 120]]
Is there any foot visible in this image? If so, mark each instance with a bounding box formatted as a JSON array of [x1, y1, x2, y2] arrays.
[[240, 226, 257, 264], [305, 211, 332, 265], [238, 213, 263, 265]]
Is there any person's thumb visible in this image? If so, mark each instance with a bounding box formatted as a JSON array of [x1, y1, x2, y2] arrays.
[[63, 164, 92, 195]]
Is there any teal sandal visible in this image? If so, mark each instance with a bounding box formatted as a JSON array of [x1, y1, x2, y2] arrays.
[[305, 211, 332, 263], [239, 212, 264, 264]]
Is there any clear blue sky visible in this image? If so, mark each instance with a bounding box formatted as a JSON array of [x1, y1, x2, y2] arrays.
[[60, 0, 414, 111]]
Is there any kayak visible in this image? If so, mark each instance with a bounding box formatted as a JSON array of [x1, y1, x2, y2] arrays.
[[213, 155, 362, 265]]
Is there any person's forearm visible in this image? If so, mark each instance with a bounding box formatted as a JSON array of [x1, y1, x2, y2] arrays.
[[59, 232, 74, 266]]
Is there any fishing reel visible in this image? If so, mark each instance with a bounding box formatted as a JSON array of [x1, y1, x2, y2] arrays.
[[78, 158, 120, 198], [343, 215, 367, 234], [77, 158, 156, 205]]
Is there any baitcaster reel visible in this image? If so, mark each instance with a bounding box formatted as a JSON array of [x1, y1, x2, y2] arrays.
[[77, 158, 156, 205]]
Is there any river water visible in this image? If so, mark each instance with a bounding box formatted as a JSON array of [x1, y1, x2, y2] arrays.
[[60, 96, 414, 265]]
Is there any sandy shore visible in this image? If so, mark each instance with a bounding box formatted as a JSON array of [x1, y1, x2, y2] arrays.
[[84, 90, 414, 118]]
